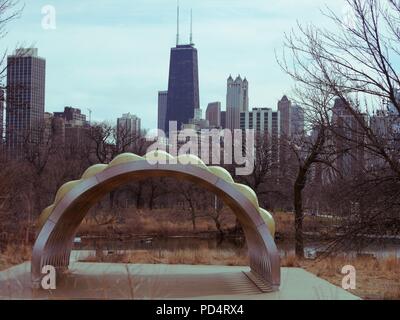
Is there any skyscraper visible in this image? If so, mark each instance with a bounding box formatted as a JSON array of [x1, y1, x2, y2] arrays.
[[226, 75, 249, 131], [158, 91, 168, 133], [240, 108, 280, 136], [291, 104, 305, 136], [0, 89, 4, 142], [164, 5, 199, 135], [117, 113, 141, 150], [206, 102, 221, 128], [242, 78, 249, 113], [6, 48, 46, 154], [278, 95, 291, 137], [332, 98, 366, 176], [240, 108, 281, 161], [221, 111, 226, 129], [371, 109, 393, 140], [165, 43, 200, 134], [226, 75, 249, 112]]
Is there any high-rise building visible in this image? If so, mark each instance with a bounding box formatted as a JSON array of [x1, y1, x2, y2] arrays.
[[291, 104, 305, 136], [384, 90, 400, 134], [6, 48, 46, 155], [0, 89, 4, 142], [158, 91, 168, 133], [54, 107, 87, 127], [226, 106, 240, 132], [240, 108, 280, 136], [54, 106, 90, 148], [164, 5, 201, 135], [370, 105, 400, 168], [368, 92, 400, 172], [226, 75, 249, 131], [165, 43, 200, 134], [332, 98, 366, 176], [227, 75, 249, 113], [44, 112, 65, 146], [194, 108, 203, 121], [388, 89, 400, 116], [206, 102, 221, 128], [371, 109, 391, 138], [242, 78, 249, 113], [181, 108, 210, 131], [278, 95, 292, 137], [117, 113, 141, 149], [221, 111, 226, 129], [240, 108, 281, 163]]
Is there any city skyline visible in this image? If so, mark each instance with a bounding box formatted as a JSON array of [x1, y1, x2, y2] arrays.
[[0, 0, 399, 303], [0, 0, 348, 129]]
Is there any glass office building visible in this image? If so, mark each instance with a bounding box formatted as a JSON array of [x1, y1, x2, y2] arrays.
[[165, 44, 200, 134], [6, 48, 46, 155]]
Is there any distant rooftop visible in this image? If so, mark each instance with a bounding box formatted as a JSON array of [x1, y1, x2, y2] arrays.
[[175, 44, 196, 49], [120, 113, 140, 119], [252, 107, 272, 111]]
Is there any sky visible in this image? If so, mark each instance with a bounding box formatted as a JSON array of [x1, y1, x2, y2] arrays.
[[1, 0, 347, 129]]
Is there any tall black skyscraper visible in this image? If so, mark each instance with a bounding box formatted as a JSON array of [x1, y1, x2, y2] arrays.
[[164, 6, 199, 134]]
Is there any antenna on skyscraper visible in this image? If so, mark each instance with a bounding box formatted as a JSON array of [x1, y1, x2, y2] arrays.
[[176, 0, 180, 46], [190, 9, 193, 45]]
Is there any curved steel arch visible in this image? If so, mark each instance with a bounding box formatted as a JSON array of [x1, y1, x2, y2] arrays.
[[31, 161, 281, 291]]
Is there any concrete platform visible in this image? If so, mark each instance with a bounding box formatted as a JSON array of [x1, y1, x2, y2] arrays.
[[0, 262, 360, 300]]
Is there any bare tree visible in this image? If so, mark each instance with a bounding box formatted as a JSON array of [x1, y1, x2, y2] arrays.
[[240, 133, 275, 194], [86, 122, 114, 164], [0, 0, 27, 241], [84, 122, 151, 211], [146, 178, 170, 210], [280, 0, 400, 251], [287, 87, 339, 257], [86, 122, 150, 163], [0, 0, 23, 83], [179, 183, 200, 231], [206, 198, 226, 238], [280, 0, 400, 175]]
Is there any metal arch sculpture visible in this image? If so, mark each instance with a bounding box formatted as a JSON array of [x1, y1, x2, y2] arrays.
[[32, 152, 281, 292]]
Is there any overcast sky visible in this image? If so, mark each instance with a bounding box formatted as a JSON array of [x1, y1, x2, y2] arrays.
[[1, 0, 347, 129]]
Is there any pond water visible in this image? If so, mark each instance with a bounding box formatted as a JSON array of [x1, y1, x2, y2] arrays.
[[73, 236, 400, 259]]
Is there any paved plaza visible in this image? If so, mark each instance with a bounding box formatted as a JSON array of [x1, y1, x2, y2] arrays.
[[0, 262, 359, 300]]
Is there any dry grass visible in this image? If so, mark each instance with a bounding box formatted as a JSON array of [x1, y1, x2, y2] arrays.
[[274, 212, 295, 236], [0, 244, 32, 271], [281, 254, 400, 300], [84, 248, 249, 267], [274, 212, 333, 239], [78, 208, 237, 237], [77, 210, 334, 241]]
